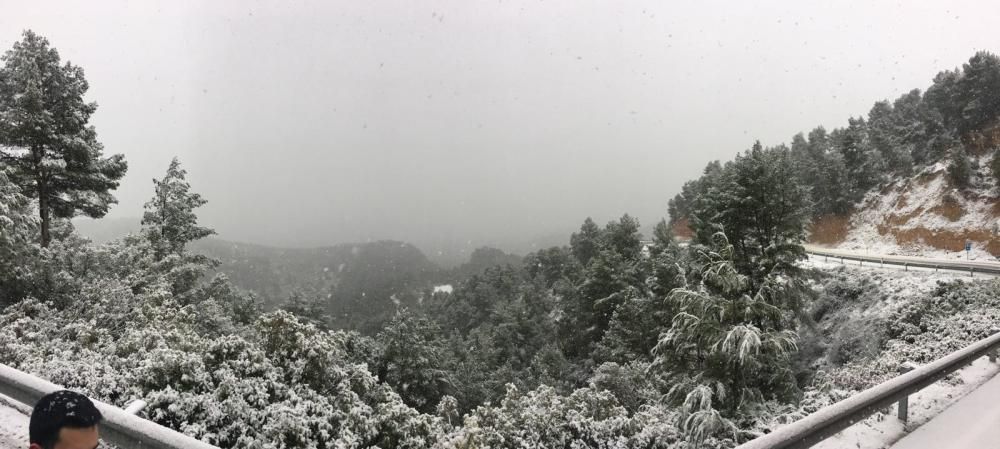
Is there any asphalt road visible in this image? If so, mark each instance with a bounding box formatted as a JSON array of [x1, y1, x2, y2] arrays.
[[804, 244, 1000, 275]]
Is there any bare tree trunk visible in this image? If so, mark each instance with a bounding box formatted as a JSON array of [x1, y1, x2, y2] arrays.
[[38, 178, 50, 247]]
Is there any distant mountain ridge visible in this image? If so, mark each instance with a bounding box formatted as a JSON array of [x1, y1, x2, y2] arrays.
[[72, 217, 527, 332]]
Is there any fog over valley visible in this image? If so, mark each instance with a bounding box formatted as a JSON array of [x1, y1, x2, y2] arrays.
[[5, 0, 999, 263]]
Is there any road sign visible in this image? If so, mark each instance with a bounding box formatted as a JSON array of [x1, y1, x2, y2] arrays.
[[966, 242, 972, 251]]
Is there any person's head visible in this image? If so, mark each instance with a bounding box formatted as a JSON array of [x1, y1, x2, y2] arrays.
[[29, 390, 102, 449]]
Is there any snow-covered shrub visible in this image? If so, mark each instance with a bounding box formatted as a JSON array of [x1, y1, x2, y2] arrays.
[[0, 232, 446, 448], [437, 384, 683, 449]]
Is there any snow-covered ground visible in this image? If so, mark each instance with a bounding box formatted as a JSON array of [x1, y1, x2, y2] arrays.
[[0, 395, 28, 449]]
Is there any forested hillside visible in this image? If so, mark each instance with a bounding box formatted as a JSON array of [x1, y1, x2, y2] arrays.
[[71, 220, 527, 334], [192, 239, 443, 332], [670, 51, 1000, 258]]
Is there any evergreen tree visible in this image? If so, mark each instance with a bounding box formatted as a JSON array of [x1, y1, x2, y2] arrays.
[[925, 52, 1000, 139], [947, 147, 972, 189], [280, 289, 329, 327], [833, 117, 884, 198], [138, 157, 218, 297], [142, 158, 215, 259], [429, 264, 522, 335], [868, 100, 914, 176], [602, 213, 643, 261], [816, 149, 852, 216], [788, 132, 817, 184], [376, 310, 454, 413], [672, 160, 725, 244], [795, 127, 853, 217], [924, 68, 962, 131], [0, 30, 127, 246], [650, 218, 675, 256], [0, 169, 33, 254], [578, 249, 637, 342], [0, 169, 36, 302], [955, 51, 1000, 134], [523, 246, 581, 288], [990, 150, 1000, 185], [570, 217, 602, 266], [687, 142, 810, 281], [651, 233, 800, 444]]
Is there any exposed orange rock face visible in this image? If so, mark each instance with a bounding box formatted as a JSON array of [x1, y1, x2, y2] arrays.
[[881, 227, 1000, 255], [809, 157, 1000, 256], [808, 214, 852, 245]]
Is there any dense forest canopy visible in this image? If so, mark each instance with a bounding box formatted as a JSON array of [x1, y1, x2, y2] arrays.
[[670, 51, 1000, 226]]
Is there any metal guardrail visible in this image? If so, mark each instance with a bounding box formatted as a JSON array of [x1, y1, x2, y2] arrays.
[[0, 363, 219, 449], [736, 331, 1000, 449], [805, 247, 1000, 276]]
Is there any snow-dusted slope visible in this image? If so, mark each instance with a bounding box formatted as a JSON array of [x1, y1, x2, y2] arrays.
[[836, 155, 999, 260], [0, 397, 28, 449]]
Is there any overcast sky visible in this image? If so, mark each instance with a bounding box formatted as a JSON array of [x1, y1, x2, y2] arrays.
[[2, 0, 999, 256]]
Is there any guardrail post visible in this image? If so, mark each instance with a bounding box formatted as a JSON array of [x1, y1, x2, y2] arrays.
[[859, 258, 863, 266], [971, 267, 975, 277], [840, 256, 844, 264], [881, 258, 884, 267], [990, 350, 997, 363], [897, 362, 918, 423], [904, 262, 908, 271], [935, 265, 939, 272]]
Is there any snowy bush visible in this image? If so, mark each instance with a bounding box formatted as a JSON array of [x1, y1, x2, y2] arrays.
[[436, 384, 683, 449]]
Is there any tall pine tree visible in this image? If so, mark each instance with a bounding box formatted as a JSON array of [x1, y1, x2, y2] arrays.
[[142, 157, 215, 259], [651, 233, 800, 444], [140, 157, 217, 297], [0, 30, 126, 246]]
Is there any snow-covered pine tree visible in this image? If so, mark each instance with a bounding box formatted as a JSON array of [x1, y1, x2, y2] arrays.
[[376, 309, 454, 413], [140, 157, 218, 296], [686, 141, 810, 282], [990, 150, 1000, 185], [142, 157, 216, 259], [0, 30, 127, 247], [0, 169, 36, 302], [603, 213, 643, 261], [0, 169, 33, 251], [833, 117, 885, 200], [954, 51, 1000, 134], [947, 147, 972, 189], [868, 100, 914, 176], [651, 232, 800, 446], [791, 127, 853, 217], [651, 218, 675, 251], [570, 217, 602, 266]]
